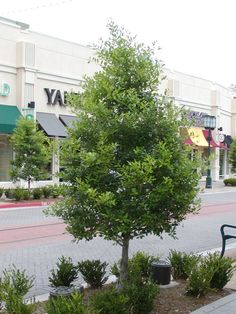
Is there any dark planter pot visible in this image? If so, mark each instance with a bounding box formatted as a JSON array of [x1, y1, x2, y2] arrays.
[[49, 285, 84, 299], [150, 260, 171, 285]]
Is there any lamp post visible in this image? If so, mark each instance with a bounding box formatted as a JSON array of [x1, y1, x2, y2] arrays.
[[204, 115, 216, 188]]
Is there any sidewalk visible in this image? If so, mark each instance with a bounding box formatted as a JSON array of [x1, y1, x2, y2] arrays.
[[193, 180, 236, 313], [191, 248, 236, 313], [199, 179, 236, 194], [0, 180, 234, 210], [1, 181, 236, 313]]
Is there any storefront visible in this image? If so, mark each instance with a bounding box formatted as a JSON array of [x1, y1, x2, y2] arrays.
[[0, 17, 98, 187], [0, 17, 235, 187]]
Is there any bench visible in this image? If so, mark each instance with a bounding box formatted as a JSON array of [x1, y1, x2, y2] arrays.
[[220, 224, 236, 257]]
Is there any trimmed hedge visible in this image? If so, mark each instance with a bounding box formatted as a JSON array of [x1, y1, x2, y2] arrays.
[[224, 178, 236, 186]]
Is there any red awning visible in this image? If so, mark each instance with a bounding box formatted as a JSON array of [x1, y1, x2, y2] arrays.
[[219, 142, 229, 150], [202, 130, 219, 148], [183, 127, 208, 147]]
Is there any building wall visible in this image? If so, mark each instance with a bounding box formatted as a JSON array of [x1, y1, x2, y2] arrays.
[[162, 69, 233, 181], [0, 19, 234, 186]]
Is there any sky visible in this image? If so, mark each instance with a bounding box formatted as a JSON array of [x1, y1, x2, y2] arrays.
[[0, 0, 235, 88]]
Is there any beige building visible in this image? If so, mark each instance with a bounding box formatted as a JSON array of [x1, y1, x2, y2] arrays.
[[162, 69, 234, 181], [0, 17, 98, 187], [0, 17, 234, 187]]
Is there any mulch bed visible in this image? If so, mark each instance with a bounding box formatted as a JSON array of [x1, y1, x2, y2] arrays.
[[152, 280, 232, 313], [22, 280, 233, 314]]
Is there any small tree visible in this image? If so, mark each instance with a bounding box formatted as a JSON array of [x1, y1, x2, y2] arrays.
[[229, 137, 236, 172], [10, 117, 51, 191], [49, 22, 200, 288]]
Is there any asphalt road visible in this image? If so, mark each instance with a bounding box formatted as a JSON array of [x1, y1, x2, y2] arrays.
[[0, 190, 236, 297]]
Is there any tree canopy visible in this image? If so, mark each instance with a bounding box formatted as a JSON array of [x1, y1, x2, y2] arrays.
[[229, 138, 236, 172], [10, 117, 51, 190], [50, 22, 200, 286]]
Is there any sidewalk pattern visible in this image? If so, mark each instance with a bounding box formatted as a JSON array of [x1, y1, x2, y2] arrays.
[[1, 180, 236, 312]]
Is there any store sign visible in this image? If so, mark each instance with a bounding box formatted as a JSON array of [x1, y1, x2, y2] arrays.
[[187, 111, 207, 127], [0, 83, 10, 96], [44, 88, 79, 106], [44, 88, 65, 106]]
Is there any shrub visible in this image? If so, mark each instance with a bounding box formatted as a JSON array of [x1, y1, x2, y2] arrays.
[[90, 287, 129, 314], [224, 178, 236, 186], [129, 251, 159, 278], [185, 263, 213, 297], [168, 250, 200, 280], [77, 260, 108, 288], [4, 188, 13, 199], [46, 292, 87, 314], [111, 251, 159, 279], [0, 187, 3, 198], [0, 265, 35, 314], [204, 252, 235, 290], [124, 274, 159, 314], [32, 188, 43, 199], [22, 190, 31, 200], [1, 265, 34, 296], [12, 187, 25, 201], [49, 256, 78, 287], [42, 185, 52, 198], [2, 290, 35, 314], [51, 185, 60, 198]]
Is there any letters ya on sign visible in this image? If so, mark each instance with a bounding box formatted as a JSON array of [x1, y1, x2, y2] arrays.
[[0, 83, 10, 96], [44, 88, 78, 106]]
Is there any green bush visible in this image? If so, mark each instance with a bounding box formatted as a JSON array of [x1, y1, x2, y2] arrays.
[[111, 251, 159, 279], [46, 292, 87, 314], [32, 188, 43, 199], [185, 263, 213, 297], [204, 252, 235, 290], [49, 256, 78, 287], [77, 260, 108, 288], [224, 178, 236, 186], [51, 185, 60, 198], [1, 290, 35, 314], [129, 251, 159, 278], [4, 188, 13, 199], [22, 190, 31, 200], [0, 265, 35, 314], [42, 185, 52, 198], [124, 274, 159, 314], [12, 187, 25, 201], [0, 187, 3, 198], [168, 250, 200, 280], [90, 287, 129, 314]]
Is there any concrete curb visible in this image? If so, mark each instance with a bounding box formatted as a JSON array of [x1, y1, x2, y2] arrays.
[[0, 201, 55, 209]]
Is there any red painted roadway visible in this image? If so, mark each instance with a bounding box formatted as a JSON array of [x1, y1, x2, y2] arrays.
[[0, 201, 235, 251], [0, 220, 72, 251]]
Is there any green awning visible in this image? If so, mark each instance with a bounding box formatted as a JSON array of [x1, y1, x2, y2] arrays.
[[0, 105, 21, 133]]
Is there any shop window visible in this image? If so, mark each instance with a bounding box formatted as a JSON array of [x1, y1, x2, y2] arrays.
[[0, 135, 12, 182]]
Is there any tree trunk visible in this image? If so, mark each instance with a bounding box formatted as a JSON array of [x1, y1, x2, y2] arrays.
[[28, 178, 31, 192], [118, 238, 129, 289]]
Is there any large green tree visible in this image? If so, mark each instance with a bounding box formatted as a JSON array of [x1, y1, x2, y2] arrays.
[[50, 22, 200, 287], [229, 138, 236, 172], [10, 117, 51, 190]]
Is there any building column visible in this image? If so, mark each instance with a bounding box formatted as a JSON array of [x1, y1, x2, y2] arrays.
[[52, 137, 60, 185], [211, 88, 221, 181]]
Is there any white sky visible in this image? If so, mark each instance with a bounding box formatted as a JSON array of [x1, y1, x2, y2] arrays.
[[0, 0, 235, 87]]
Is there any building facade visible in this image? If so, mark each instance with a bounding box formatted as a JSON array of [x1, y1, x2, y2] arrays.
[[163, 69, 234, 181], [0, 18, 234, 187], [0, 18, 98, 188]]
